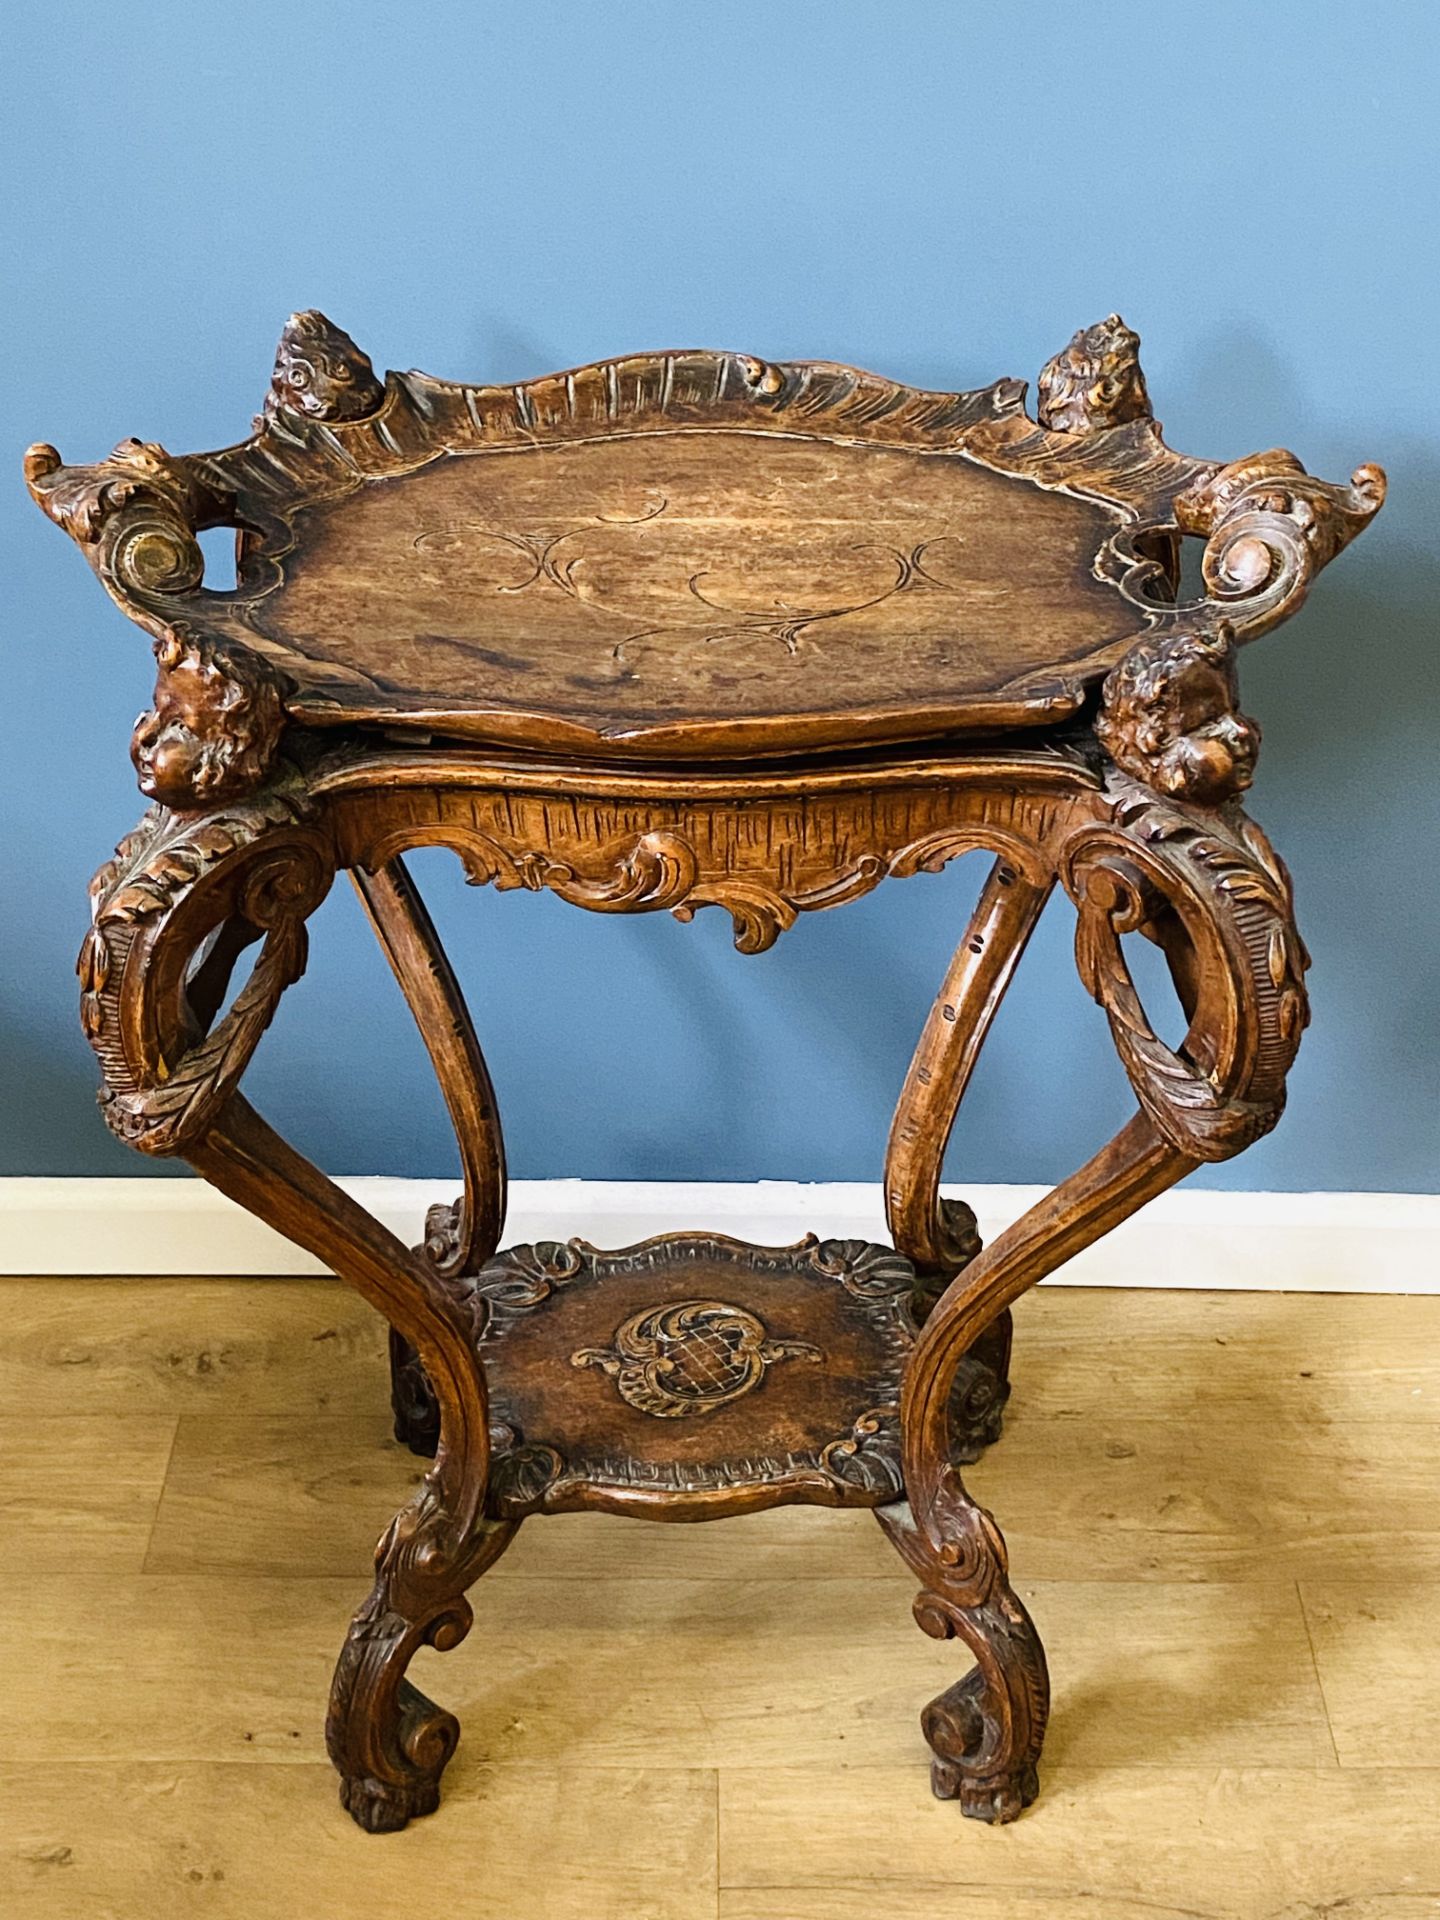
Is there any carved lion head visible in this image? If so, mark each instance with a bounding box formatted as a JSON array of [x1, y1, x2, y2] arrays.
[[260, 310, 385, 426], [1038, 314, 1151, 434]]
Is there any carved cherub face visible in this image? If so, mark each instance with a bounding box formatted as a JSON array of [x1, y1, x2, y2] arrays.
[[1097, 629, 1259, 803], [131, 626, 283, 807], [1146, 647, 1259, 799]]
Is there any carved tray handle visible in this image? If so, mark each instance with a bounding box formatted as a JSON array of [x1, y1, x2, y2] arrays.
[[1174, 449, 1386, 635], [24, 437, 229, 600]]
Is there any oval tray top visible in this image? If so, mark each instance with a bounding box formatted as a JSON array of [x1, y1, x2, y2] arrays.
[[27, 312, 1384, 797]]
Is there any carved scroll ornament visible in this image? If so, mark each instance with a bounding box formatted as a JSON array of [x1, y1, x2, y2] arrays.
[[1062, 778, 1308, 1161], [1172, 448, 1385, 635], [78, 779, 335, 1153]]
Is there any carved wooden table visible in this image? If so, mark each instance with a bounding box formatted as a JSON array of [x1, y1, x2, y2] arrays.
[[27, 312, 1384, 1832]]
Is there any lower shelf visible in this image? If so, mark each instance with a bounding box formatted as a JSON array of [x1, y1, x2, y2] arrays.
[[460, 1232, 921, 1521]]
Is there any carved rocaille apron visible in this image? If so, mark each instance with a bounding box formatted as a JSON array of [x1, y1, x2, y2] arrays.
[[27, 310, 1383, 1832]]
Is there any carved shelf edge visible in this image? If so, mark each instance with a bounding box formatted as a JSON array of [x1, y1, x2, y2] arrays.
[[440, 1232, 923, 1521], [27, 311, 1385, 810]]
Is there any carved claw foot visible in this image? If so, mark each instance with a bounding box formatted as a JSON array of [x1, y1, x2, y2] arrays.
[[338, 1678, 452, 1831], [388, 1329, 440, 1457]]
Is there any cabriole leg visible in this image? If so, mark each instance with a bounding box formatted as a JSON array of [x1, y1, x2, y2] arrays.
[[351, 856, 508, 1457], [79, 793, 515, 1832], [191, 1097, 517, 1832], [883, 756, 1310, 1819], [882, 1110, 1194, 1819], [885, 856, 1052, 1458]]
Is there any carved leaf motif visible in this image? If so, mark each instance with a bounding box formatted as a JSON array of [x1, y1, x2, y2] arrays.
[[810, 1238, 917, 1301], [80, 783, 332, 1149], [819, 1408, 905, 1498], [488, 1443, 565, 1511], [1267, 925, 1289, 991], [1061, 775, 1310, 1161]]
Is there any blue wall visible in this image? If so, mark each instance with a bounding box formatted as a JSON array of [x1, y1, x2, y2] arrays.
[[4, 1, 1436, 1192]]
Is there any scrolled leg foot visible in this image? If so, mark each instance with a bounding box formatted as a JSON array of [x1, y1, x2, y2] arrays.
[[915, 1590, 1046, 1822], [328, 1504, 517, 1834], [880, 1488, 1049, 1824], [339, 1699, 449, 1832], [333, 1665, 456, 1832]]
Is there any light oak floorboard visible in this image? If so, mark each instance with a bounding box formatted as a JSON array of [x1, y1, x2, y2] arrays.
[[963, 1413, 1440, 1583], [0, 1275, 387, 1417], [435, 1573, 1334, 1774], [6, 1280, 1440, 1918], [2, 1762, 717, 1920], [1300, 1576, 1440, 1767], [144, 1411, 906, 1579], [720, 1891, 1440, 1920], [718, 1766, 1440, 1920], [8, 1279, 1438, 1428], [143, 1413, 420, 1577], [146, 1403, 1440, 1586], [0, 1415, 177, 1572], [0, 1571, 1333, 1774], [0, 1575, 349, 1762], [1009, 1286, 1440, 1429]]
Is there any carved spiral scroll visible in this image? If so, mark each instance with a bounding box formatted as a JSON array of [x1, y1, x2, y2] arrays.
[[1174, 450, 1386, 638], [23, 437, 230, 600], [1061, 777, 1308, 1161], [78, 778, 335, 1155]]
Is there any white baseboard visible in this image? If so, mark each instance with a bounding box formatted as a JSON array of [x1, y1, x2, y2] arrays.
[[0, 1176, 1436, 1291]]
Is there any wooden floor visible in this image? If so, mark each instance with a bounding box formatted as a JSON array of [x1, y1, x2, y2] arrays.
[[1, 1276, 1438, 1919]]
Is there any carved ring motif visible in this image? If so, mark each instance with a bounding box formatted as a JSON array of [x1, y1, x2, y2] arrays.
[[571, 1299, 821, 1419]]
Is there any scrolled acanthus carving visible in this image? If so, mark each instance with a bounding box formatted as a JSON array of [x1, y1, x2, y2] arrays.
[[24, 437, 225, 597], [1062, 778, 1309, 1162], [1036, 313, 1152, 433], [1175, 448, 1385, 632], [362, 819, 1029, 958], [259, 309, 386, 426], [132, 620, 288, 808], [818, 1407, 904, 1498], [1095, 620, 1259, 804], [79, 783, 334, 1154]]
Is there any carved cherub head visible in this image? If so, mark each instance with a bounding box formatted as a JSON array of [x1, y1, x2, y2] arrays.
[[1096, 623, 1259, 804], [259, 310, 385, 427], [131, 624, 284, 807], [1038, 313, 1152, 434]]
